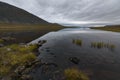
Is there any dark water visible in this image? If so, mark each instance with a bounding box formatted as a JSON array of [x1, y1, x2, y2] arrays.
[[30, 28, 120, 80], [0, 30, 51, 44]]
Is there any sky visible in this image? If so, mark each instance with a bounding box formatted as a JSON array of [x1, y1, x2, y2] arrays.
[[0, 0, 120, 25]]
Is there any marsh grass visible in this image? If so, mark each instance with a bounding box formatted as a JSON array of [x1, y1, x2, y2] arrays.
[[0, 44, 38, 77], [0, 39, 4, 43], [73, 39, 82, 46], [91, 42, 116, 51], [64, 68, 89, 80], [91, 42, 104, 49], [109, 44, 116, 51]]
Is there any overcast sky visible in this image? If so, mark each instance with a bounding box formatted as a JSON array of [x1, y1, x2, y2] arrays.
[[0, 0, 120, 25]]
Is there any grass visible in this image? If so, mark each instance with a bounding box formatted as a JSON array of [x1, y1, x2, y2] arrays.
[[0, 39, 4, 43], [0, 23, 64, 32], [0, 23, 64, 44], [73, 39, 82, 46], [91, 42, 104, 49], [1, 37, 16, 41], [91, 25, 120, 32], [64, 68, 89, 80], [0, 44, 38, 77], [91, 42, 116, 51]]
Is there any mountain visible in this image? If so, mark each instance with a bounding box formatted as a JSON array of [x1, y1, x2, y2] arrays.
[[0, 2, 49, 24]]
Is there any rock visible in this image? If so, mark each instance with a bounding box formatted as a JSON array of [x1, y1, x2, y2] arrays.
[[7, 48, 11, 51], [0, 44, 4, 47], [46, 49, 50, 52], [50, 53, 54, 55], [21, 75, 33, 80], [1, 37, 16, 41], [38, 40, 47, 44], [69, 57, 80, 64], [19, 43, 26, 46]]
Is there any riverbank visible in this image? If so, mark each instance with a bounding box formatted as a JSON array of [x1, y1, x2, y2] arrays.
[[0, 22, 64, 80], [0, 23, 63, 44]]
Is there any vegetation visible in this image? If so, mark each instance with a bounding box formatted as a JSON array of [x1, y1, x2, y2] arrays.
[[0, 44, 38, 77], [91, 42, 116, 51], [0, 23, 63, 32], [72, 39, 116, 51], [91, 25, 120, 32], [0, 39, 4, 43], [91, 42, 104, 48], [73, 39, 82, 46], [64, 68, 89, 80], [1, 37, 16, 41], [0, 23, 63, 44]]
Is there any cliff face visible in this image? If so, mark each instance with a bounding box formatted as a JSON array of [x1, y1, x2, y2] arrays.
[[0, 2, 49, 24]]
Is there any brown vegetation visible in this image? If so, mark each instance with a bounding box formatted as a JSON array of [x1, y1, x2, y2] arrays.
[[91, 25, 120, 32]]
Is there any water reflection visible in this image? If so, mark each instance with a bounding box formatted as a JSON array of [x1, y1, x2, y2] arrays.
[[30, 28, 120, 80]]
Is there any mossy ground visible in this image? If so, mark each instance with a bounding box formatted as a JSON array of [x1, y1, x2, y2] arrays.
[[64, 68, 89, 80], [0, 44, 38, 77]]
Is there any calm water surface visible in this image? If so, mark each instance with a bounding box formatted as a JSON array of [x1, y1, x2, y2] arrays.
[[30, 28, 120, 80]]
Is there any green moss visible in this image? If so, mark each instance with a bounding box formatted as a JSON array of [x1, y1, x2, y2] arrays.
[[0, 44, 37, 77], [5, 44, 38, 52], [0, 66, 11, 76], [64, 68, 89, 80]]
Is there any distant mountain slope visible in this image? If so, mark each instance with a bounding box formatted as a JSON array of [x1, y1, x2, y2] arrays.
[[91, 25, 120, 32], [0, 2, 49, 24]]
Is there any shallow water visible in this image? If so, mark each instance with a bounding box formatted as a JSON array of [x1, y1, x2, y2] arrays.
[[30, 28, 120, 80]]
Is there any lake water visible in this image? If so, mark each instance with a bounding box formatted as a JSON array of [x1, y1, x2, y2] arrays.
[[30, 28, 120, 80]]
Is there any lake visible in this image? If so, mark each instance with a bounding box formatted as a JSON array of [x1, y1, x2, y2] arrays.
[[30, 28, 120, 80]]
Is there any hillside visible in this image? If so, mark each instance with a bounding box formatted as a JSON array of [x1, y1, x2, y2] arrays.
[[0, 2, 49, 24], [91, 25, 120, 32]]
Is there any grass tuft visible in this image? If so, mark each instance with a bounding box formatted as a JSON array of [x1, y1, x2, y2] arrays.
[[0, 39, 4, 44], [91, 42, 116, 51], [73, 39, 82, 46], [64, 68, 89, 80]]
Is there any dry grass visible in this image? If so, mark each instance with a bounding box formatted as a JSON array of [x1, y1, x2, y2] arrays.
[[64, 68, 89, 80], [0, 44, 38, 76], [73, 39, 82, 46], [91, 26, 120, 32], [0, 23, 63, 32], [91, 42, 116, 51], [0, 39, 4, 43]]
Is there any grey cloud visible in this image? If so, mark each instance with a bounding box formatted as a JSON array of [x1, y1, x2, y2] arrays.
[[0, 0, 120, 25]]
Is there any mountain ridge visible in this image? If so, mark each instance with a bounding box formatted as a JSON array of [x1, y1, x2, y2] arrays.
[[0, 1, 49, 24]]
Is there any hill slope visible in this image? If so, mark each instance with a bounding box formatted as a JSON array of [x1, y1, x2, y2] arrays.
[[91, 25, 120, 32], [0, 2, 49, 24]]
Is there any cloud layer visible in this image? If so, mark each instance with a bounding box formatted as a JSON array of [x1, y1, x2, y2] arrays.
[[0, 0, 120, 25]]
